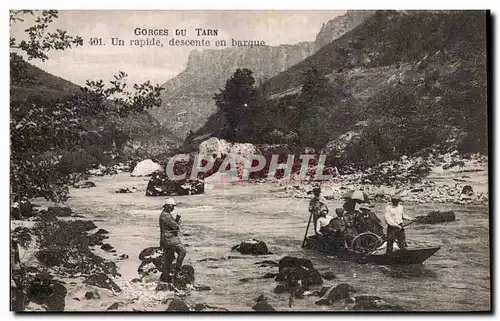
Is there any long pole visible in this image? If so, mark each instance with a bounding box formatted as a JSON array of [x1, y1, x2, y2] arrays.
[[301, 211, 314, 248]]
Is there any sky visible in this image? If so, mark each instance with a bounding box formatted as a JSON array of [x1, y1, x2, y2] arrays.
[[10, 10, 345, 87]]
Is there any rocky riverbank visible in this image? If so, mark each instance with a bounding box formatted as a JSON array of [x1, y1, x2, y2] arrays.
[[279, 151, 488, 205]]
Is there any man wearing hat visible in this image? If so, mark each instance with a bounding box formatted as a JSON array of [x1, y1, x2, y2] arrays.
[[159, 198, 187, 280], [308, 187, 328, 234], [384, 196, 413, 253]]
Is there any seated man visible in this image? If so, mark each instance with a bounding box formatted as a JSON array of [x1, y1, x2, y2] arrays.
[[315, 208, 334, 235], [335, 207, 358, 247]]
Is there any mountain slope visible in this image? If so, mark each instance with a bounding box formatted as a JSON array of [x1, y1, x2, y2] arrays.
[[150, 10, 375, 138], [194, 10, 487, 160], [10, 58, 182, 159], [262, 10, 486, 96]]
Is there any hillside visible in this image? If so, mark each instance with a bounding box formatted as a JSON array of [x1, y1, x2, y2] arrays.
[[262, 10, 486, 96], [194, 10, 488, 164], [150, 10, 375, 138], [10, 57, 182, 160]]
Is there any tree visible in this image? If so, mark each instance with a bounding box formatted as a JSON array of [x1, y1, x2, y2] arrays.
[[213, 68, 257, 141], [10, 10, 164, 203]]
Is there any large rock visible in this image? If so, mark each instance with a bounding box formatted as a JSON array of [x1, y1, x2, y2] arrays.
[[199, 137, 232, 159], [415, 211, 455, 224], [138, 246, 163, 276], [315, 283, 356, 305], [461, 185, 474, 195], [252, 294, 276, 311], [160, 265, 196, 288], [26, 274, 67, 311], [131, 159, 163, 177], [232, 239, 270, 255], [83, 273, 121, 293], [275, 256, 323, 289], [165, 298, 190, 312], [145, 171, 204, 196], [278, 256, 314, 272]]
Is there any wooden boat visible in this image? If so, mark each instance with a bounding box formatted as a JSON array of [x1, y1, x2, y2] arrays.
[[304, 234, 440, 265]]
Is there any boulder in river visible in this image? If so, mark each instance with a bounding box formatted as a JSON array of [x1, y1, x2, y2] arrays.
[[415, 211, 455, 224], [131, 159, 163, 177], [160, 265, 196, 289], [101, 244, 114, 252], [145, 171, 205, 196], [138, 246, 163, 276], [252, 294, 276, 311], [275, 256, 323, 289], [232, 239, 270, 255], [165, 298, 190, 312], [315, 283, 356, 305], [461, 185, 474, 196], [83, 273, 121, 293]]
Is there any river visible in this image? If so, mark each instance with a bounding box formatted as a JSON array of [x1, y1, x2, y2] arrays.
[[43, 172, 490, 311]]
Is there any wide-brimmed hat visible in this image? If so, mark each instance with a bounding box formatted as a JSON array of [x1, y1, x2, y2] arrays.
[[164, 198, 177, 206], [391, 195, 402, 202]]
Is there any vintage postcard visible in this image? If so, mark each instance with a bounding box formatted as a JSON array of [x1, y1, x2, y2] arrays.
[[10, 10, 490, 312]]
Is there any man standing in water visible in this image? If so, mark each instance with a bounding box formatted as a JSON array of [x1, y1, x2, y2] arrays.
[[385, 196, 413, 253], [309, 187, 328, 234], [159, 198, 187, 281]]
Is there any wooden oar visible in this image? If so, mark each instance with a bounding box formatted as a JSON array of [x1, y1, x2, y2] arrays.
[[301, 211, 314, 248]]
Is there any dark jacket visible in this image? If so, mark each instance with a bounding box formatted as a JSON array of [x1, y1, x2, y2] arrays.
[[159, 209, 181, 247]]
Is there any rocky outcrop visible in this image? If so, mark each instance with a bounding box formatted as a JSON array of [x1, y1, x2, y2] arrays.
[[313, 11, 375, 52], [152, 44, 314, 137], [131, 159, 163, 177], [145, 171, 204, 196], [315, 283, 356, 305], [275, 256, 323, 289], [232, 240, 270, 255], [252, 294, 276, 311], [83, 273, 121, 293], [165, 298, 190, 312], [138, 246, 163, 276]]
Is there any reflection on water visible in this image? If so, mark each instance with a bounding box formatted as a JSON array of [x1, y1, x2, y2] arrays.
[[44, 173, 489, 311]]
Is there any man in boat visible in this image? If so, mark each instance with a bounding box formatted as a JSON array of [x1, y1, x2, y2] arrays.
[[309, 187, 328, 234], [335, 207, 358, 247], [385, 196, 413, 253], [315, 208, 335, 235], [159, 198, 187, 281]]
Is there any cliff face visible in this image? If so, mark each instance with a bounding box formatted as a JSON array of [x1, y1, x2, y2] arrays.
[[150, 11, 375, 138], [150, 42, 314, 138], [312, 10, 375, 52]]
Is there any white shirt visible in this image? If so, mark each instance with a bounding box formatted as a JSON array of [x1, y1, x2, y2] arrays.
[[316, 215, 334, 234], [385, 204, 412, 227]]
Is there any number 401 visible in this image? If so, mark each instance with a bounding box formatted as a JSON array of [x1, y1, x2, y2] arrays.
[[88, 38, 104, 46]]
